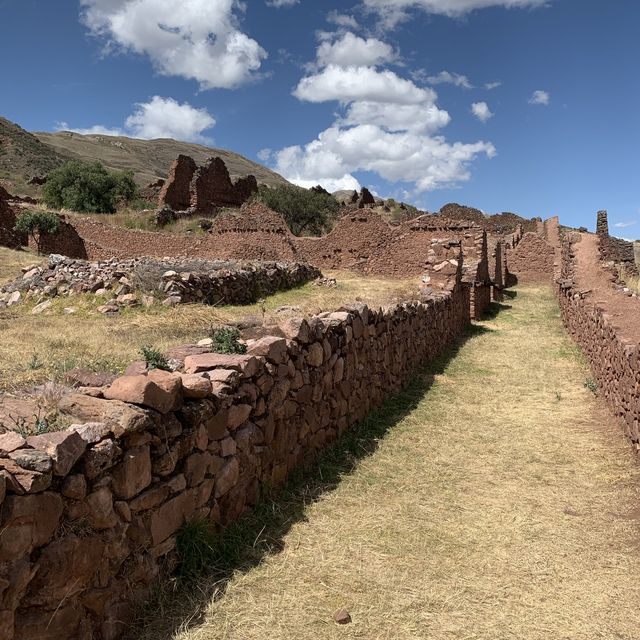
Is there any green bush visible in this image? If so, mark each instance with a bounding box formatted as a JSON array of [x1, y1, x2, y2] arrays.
[[43, 160, 137, 214], [140, 346, 171, 371], [209, 326, 247, 354], [14, 210, 60, 254], [252, 185, 339, 236]]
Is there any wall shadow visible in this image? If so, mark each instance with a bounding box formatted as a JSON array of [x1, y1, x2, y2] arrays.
[[503, 289, 518, 300], [482, 301, 513, 320], [127, 316, 503, 639]]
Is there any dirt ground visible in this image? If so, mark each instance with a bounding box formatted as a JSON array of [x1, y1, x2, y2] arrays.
[[131, 284, 640, 640]]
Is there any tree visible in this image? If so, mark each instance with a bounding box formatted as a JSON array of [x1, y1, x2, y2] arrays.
[[252, 185, 340, 236], [43, 160, 138, 214], [14, 210, 61, 254]]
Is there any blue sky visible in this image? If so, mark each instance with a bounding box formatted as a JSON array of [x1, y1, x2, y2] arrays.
[[1, 0, 638, 232]]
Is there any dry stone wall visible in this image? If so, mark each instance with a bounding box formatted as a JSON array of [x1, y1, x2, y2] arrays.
[[507, 232, 556, 283], [0, 189, 25, 249], [595, 210, 638, 278], [0, 255, 321, 308], [557, 236, 640, 447], [0, 252, 470, 640]]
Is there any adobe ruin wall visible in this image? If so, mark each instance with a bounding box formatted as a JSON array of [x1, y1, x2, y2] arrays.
[[0, 246, 470, 640], [557, 234, 640, 448]]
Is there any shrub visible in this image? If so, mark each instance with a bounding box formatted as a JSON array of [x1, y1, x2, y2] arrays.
[[140, 346, 171, 371], [43, 160, 138, 213], [252, 185, 339, 236], [14, 210, 60, 254], [209, 326, 247, 354]]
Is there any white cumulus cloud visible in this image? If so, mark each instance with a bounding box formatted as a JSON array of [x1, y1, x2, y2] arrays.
[[427, 70, 473, 89], [80, 0, 267, 90], [364, 0, 549, 26], [327, 11, 359, 29], [485, 81, 502, 90], [471, 101, 493, 122], [529, 89, 550, 105], [56, 96, 216, 144], [316, 32, 397, 68], [294, 65, 433, 104]]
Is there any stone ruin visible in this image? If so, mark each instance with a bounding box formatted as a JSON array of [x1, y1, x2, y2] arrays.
[[0, 187, 25, 249], [0, 254, 321, 311], [156, 155, 259, 223], [595, 209, 638, 278]]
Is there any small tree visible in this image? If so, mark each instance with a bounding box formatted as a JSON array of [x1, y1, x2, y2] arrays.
[[14, 210, 60, 254], [252, 185, 340, 236], [43, 160, 138, 214]]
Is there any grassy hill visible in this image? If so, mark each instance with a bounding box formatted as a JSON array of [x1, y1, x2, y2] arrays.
[[0, 116, 290, 196], [0, 117, 68, 194], [34, 130, 290, 188]]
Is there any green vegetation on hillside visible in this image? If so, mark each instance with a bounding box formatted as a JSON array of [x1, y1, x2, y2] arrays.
[[43, 160, 137, 213], [253, 185, 340, 236]]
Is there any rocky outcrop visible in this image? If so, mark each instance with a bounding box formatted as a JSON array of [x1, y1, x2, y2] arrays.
[[158, 155, 258, 217]]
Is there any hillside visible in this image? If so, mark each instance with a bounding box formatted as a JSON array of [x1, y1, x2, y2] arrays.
[[0, 117, 67, 194], [34, 130, 290, 188]]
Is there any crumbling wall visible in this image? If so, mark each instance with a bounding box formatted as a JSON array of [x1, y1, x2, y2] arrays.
[[557, 235, 640, 449], [0, 191, 24, 249], [596, 210, 638, 278], [0, 257, 469, 640], [507, 232, 555, 282], [158, 156, 258, 216]]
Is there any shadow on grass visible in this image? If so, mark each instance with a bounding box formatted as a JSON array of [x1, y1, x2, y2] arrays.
[[503, 289, 518, 300], [482, 301, 513, 320], [128, 320, 501, 639]]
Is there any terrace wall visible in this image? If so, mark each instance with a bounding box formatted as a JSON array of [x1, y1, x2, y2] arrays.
[[0, 250, 470, 640]]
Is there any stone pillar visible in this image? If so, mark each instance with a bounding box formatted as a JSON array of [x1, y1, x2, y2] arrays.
[[596, 210, 609, 237]]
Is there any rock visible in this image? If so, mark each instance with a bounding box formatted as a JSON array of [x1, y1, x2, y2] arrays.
[[112, 445, 152, 499], [0, 493, 63, 561], [26, 430, 87, 477], [0, 431, 26, 454], [184, 353, 259, 377], [227, 404, 252, 430], [247, 336, 288, 364], [150, 490, 196, 545], [64, 367, 117, 388], [86, 486, 119, 529], [214, 457, 239, 498], [62, 474, 87, 500], [67, 421, 111, 444], [1, 460, 52, 493], [83, 439, 121, 479], [147, 369, 183, 411], [197, 338, 214, 348], [181, 374, 212, 399], [124, 360, 147, 377], [97, 304, 119, 315], [333, 609, 352, 625], [306, 342, 324, 367], [9, 449, 52, 474], [116, 293, 138, 306], [58, 394, 152, 437], [104, 375, 177, 414], [7, 291, 21, 306], [31, 300, 53, 315]]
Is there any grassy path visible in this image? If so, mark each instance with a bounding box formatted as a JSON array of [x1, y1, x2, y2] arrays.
[[148, 285, 640, 640]]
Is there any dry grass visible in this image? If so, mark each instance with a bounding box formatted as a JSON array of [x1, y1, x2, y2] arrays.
[[0, 246, 416, 392], [135, 285, 640, 640], [0, 246, 43, 285]]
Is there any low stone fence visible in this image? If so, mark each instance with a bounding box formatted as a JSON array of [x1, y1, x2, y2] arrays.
[[0, 256, 321, 308], [0, 244, 470, 639], [557, 237, 640, 446]]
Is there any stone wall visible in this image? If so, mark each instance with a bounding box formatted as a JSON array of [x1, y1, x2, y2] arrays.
[[557, 235, 640, 448], [595, 210, 638, 278], [0, 189, 25, 249], [0, 250, 470, 639], [158, 156, 258, 215], [0, 256, 321, 308], [507, 232, 556, 282]]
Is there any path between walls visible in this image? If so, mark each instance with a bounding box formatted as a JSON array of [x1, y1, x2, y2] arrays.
[[136, 285, 640, 640]]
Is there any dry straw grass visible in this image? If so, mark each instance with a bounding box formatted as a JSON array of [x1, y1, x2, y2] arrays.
[[0, 246, 416, 392], [133, 285, 640, 640]]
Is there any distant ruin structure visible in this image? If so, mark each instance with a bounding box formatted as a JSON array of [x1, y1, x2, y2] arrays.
[[158, 155, 258, 216]]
